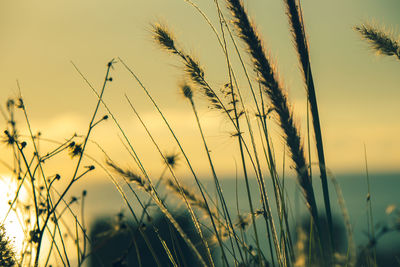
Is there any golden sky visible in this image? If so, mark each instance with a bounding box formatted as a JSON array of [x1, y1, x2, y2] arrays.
[[1, 0, 400, 178]]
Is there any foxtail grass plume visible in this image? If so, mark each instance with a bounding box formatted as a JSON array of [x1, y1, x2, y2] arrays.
[[107, 160, 151, 192], [226, 0, 318, 222], [152, 23, 205, 87], [355, 23, 400, 60], [153, 24, 225, 111], [152, 23, 178, 54], [165, 179, 209, 212], [167, 179, 225, 220]]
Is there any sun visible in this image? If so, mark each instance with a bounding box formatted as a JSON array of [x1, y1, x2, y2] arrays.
[[0, 175, 30, 256]]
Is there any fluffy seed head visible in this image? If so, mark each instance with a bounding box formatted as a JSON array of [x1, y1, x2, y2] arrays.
[[355, 23, 400, 60], [152, 23, 178, 53]]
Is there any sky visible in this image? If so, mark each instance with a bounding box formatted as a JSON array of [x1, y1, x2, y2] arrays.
[[1, 0, 400, 180]]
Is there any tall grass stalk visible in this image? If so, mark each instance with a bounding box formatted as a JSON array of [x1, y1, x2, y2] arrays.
[[364, 144, 377, 266], [180, 82, 244, 264], [119, 52, 285, 265], [72, 61, 211, 266], [152, 23, 284, 266], [283, 0, 333, 253], [4, 1, 392, 265], [96, 159, 163, 267], [218, 34, 285, 267], [124, 95, 216, 266], [328, 171, 356, 266], [225, 0, 320, 239]]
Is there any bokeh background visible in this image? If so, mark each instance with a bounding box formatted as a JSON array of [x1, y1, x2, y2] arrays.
[[1, 0, 399, 175], [0, 1, 400, 265]]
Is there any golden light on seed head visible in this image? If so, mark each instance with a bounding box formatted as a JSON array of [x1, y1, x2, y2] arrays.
[[0, 176, 30, 255]]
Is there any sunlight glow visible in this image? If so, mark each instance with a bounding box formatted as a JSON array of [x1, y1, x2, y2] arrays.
[[0, 175, 30, 256]]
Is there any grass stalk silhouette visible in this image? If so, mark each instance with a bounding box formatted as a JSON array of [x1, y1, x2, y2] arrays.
[[283, 0, 334, 255], [152, 23, 282, 266], [33, 59, 115, 267], [124, 95, 217, 267], [73, 61, 212, 267], [225, 0, 320, 238], [179, 82, 244, 264], [1, 96, 103, 265]]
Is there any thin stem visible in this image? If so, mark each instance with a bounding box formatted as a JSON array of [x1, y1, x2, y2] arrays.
[[34, 59, 115, 267], [188, 96, 240, 265]]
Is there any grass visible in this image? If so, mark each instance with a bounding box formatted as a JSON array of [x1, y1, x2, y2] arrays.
[[1, 1, 400, 266]]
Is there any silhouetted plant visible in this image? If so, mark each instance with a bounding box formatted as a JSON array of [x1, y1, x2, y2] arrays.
[[355, 23, 400, 60], [0, 225, 16, 267]]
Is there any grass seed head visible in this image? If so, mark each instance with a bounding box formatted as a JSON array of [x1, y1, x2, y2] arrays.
[[106, 160, 150, 191], [355, 23, 400, 60], [152, 23, 178, 54], [164, 152, 180, 169]]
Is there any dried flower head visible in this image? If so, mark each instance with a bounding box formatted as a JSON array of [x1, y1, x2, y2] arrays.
[[69, 143, 83, 158], [164, 152, 180, 169], [2, 130, 18, 146]]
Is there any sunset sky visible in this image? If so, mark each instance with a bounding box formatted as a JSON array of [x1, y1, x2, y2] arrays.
[[1, 0, 399, 179]]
